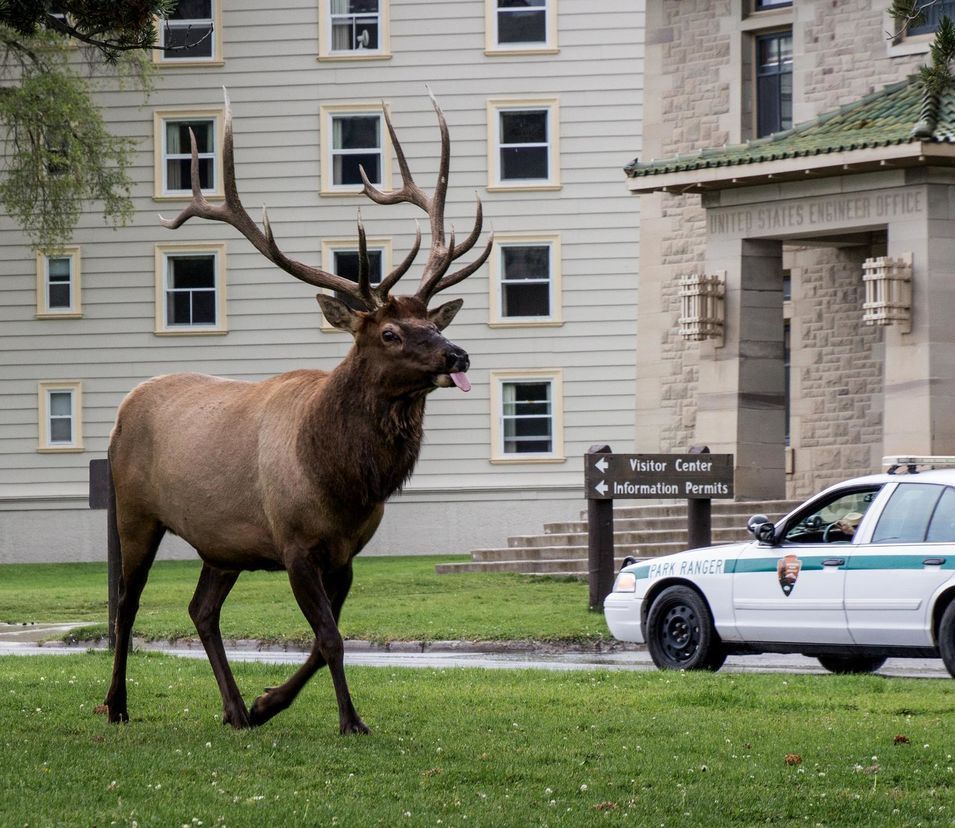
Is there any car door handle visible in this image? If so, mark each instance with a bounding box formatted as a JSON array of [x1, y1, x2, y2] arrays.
[[923, 557, 946, 566], [821, 558, 845, 567]]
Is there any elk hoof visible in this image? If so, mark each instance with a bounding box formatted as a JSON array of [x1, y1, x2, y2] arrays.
[[340, 717, 370, 736], [107, 708, 129, 724], [222, 707, 252, 729], [248, 692, 277, 727]]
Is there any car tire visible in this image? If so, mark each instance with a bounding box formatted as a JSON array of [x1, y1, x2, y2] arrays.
[[646, 586, 726, 671], [816, 654, 887, 674], [939, 601, 955, 679]]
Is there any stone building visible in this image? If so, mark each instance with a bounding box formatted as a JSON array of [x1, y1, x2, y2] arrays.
[[629, 0, 955, 500]]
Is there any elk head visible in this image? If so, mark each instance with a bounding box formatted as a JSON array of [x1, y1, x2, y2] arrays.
[[160, 88, 491, 395]]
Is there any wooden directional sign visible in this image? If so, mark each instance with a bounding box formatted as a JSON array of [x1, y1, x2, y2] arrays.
[[585, 452, 734, 500]]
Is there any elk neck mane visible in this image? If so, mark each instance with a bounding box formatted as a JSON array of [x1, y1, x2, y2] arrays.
[[297, 358, 428, 508]]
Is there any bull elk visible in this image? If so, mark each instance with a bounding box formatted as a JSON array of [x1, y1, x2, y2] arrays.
[[101, 90, 491, 733]]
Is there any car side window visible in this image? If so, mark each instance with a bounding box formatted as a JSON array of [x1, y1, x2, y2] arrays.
[[783, 487, 881, 544], [871, 483, 944, 544], [926, 486, 955, 542]]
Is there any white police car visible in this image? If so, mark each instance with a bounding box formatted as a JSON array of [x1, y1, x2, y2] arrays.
[[603, 457, 955, 676]]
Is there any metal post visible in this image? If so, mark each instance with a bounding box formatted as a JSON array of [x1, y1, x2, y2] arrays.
[[89, 459, 120, 650], [686, 444, 712, 549], [587, 444, 615, 611]]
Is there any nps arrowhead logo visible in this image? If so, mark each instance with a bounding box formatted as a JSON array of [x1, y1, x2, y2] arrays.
[[777, 554, 802, 596]]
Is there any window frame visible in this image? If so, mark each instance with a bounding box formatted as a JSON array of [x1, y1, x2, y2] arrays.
[[154, 0, 223, 66], [153, 109, 225, 201], [489, 369, 564, 463], [488, 233, 562, 327], [37, 381, 84, 452], [154, 242, 228, 335], [318, 0, 391, 60], [753, 28, 793, 138], [487, 98, 560, 191], [320, 104, 393, 195], [35, 247, 82, 318], [319, 237, 393, 329], [485, 0, 558, 55]]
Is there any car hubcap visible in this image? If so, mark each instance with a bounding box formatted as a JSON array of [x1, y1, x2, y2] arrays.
[[661, 604, 698, 662]]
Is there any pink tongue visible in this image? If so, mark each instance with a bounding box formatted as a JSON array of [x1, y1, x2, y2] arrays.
[[450, 372, 471, 392]]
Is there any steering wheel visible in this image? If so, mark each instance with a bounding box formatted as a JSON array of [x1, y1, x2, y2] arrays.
[[822, 521, 846, 543]]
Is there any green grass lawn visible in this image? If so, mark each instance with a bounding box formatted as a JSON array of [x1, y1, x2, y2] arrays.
[[3, 653, 954, 826], [0, 558, 610, 645]]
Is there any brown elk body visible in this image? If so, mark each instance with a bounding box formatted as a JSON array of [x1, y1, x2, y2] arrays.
[[101, 92, 490, 733]]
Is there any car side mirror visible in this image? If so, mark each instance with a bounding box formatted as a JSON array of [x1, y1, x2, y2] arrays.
[[747, 514, 769, 536]]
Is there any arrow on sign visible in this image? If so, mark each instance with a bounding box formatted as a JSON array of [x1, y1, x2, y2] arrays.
[[594, 457, 609, 473], [594, 480, 608, 496]]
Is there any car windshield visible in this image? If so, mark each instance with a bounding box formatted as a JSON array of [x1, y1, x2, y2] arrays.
[[783, 486, 882, 544]]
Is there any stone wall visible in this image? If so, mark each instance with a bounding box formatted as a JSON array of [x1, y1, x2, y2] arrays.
[[639, 0, 930, 487]]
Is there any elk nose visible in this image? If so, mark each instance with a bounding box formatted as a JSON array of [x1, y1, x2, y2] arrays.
[[447, 346, 469, 373]]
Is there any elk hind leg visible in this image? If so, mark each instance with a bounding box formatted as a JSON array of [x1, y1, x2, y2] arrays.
[[249, 559, 364, 733], [189, 563, 249, 728], [102, 519, 164, 723]]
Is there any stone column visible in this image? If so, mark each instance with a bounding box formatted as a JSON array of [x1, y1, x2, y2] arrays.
[[884, 180, 955, 457], [697, 237, 786, 498]]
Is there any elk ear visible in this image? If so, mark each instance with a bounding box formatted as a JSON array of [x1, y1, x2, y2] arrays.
[[428, 298, 464, 331], [316, 293, 361, 334]]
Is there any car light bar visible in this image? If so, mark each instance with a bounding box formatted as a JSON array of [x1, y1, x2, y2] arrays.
[[883, 455, 955, 473]]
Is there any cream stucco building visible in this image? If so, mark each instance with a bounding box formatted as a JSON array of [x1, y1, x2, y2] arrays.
[[0, 1, 643, 563]]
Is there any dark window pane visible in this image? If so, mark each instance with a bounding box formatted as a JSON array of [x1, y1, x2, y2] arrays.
[[163, 23, 214, 58], [169, 0, 212, 18], [335, 116, 380, 150], [48, 282, 71, 309], [47, 257, 71, 281], [872, 483, 943, 543], [191, 290, 217, 324], [500, 110, 547, 144], [167, 157, 213, 190], [502, 245, 549, 279], [334, 153, 380, 185], [498, 9, 546, 43], [171, 256, 215, 289], [503, 282, 549, 316], [334, 250, 383, 284], [501, 146, 548, 180], [908, 0, 955, 34], [168, 121, 213, 153]]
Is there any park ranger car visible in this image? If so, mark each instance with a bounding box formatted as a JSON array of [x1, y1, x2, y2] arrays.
[[603, 457, 955, 677]]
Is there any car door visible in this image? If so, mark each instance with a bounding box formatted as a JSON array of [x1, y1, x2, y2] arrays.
[[731, 487, 881, 645], [846, 482, 955, 647]]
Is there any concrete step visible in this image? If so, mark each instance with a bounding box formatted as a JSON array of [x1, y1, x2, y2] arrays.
[[436, 497, 801, 577]]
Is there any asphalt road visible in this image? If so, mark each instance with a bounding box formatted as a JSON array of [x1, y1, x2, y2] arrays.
[[0, 623, 949, 678]]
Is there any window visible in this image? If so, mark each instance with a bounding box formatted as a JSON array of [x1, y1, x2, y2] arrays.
[[872, 483, 944, 544], [489, 234, 561, 325], [783, 487, 881, 544], [319, 0, 390, 59], [155, 243, 227, 334], [486, 0, 557, 53], [36, 247, 81, 317], [490, 370, 564, 461], [154, 110, 223, 199], [907, 1, 955, 35], [320, 238, 392, 324], [755, 30, 792, 138], [320, 105, 391, 194], [38, 382, 83, 452], [754, 0, 791, 8], [488, 99, 560, 189], [157, 0, 221, 64]]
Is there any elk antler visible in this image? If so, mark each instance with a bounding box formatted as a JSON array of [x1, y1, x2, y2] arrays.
[[160, 88, 491, 311], [360, 88, 493, 305]]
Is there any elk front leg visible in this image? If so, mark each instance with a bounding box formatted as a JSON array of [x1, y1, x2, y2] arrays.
[[189, 563, 249, 728], [249, 558, 366, 734]]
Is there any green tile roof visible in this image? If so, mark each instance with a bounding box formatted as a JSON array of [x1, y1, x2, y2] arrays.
[[626, 75, 955, 180]]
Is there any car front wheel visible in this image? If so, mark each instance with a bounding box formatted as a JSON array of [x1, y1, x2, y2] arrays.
[[816, 654, 886, 674], [646, 586, 726, 671], [940, 601, 955, 679]]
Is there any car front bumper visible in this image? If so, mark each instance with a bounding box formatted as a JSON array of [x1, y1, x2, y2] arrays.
[[603, 593, 645, 644]]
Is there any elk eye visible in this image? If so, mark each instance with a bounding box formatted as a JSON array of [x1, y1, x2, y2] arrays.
[[382, 329, 400, 344]]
